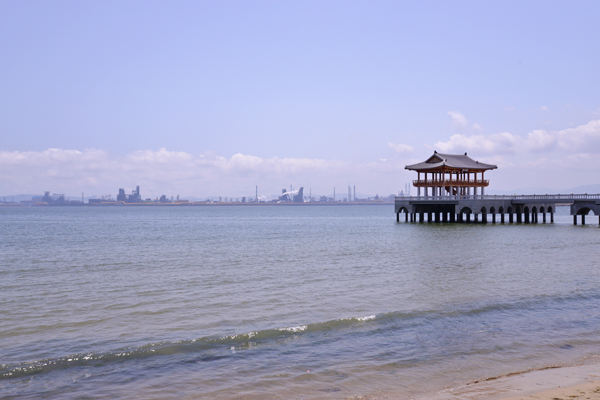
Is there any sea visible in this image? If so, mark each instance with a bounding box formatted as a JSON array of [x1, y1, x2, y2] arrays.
[[1, 204, 600, 399]]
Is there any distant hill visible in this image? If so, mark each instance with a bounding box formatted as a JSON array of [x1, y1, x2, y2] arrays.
[[0, 194, 40, 202], [0, 194, 88, 202]]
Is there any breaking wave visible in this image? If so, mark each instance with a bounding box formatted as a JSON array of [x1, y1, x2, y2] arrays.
[[0, 314, 379, 380]]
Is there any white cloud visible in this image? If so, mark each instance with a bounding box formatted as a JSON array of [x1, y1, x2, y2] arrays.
[[525, 129, 555, 151], [472, 123, 482, 131], [387, 142, 414, 153], [540, 105, 548, 111], [447, 111, 469, 127], [433, 132, 520, 155], [0, 148, 413, 198], [433, 119, 600, 156], [556, 119, 600, 152], [4, 119, 600, 197]]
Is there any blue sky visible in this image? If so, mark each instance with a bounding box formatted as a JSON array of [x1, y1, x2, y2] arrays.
[[1, 1, 599, 198]]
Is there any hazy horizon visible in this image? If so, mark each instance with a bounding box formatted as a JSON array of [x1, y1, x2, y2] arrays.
[[2, 1, 599, 198]]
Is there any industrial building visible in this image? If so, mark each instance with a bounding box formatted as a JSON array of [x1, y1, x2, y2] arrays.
[[117, 186, 142, 203]]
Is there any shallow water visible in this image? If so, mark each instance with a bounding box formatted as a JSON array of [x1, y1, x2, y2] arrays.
[[1, 205, 599, 399]]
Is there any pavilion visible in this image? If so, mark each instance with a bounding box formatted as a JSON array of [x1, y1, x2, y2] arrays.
[[405, 151, 497, 197], [395, 151, 600, 225]]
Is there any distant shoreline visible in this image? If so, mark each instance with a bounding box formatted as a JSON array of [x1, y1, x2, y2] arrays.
[[1, 201, 393, 207]]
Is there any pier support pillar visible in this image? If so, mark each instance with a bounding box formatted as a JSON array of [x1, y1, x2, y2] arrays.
[[524, 212, 530, 223], [509, 213, 513, 223], [419, 212, 424, 223], [500, 213, 505, 223], [405, 212, 408, 222], [451, 213, 456, 223], [396, 212, 399, 222], [573, 215, 577, 225], [427, 212, 432, 222], [435, 212, 440, 223], [492, 213, 496, 223], [582, 214, 586, 225], [551, 212, 554, 223], [516, 212, 522, 223], [442, 212, 448, 223], [543, 213, 546, 223], [483, 213, 488, 223], [474, 214, 479, 222], [466, 213, 471, 223]]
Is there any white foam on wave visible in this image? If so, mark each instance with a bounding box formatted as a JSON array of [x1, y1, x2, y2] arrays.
[[356, 315, 376, 321], [226, 331, 257, 340], [278, 325, 307, 333], [339, 315, 377, 322]]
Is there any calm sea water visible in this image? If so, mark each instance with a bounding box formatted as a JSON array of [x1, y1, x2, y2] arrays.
[[1, 205, 600, 399]]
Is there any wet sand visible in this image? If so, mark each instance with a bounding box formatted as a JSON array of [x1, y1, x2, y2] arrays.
[[424, 363, 600, 400], [500, 380, 600, 400]]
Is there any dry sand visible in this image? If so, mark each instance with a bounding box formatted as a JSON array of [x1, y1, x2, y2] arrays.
[[423, 363, 600, 400]]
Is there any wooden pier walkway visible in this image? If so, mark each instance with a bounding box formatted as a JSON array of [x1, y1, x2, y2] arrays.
[[394, 194, 600, 225]]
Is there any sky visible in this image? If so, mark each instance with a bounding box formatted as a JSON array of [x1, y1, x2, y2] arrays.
[[1, 1, 599, 198]]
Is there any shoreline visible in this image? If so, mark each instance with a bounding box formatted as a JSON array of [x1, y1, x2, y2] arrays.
[[423, 363, 600, 400]]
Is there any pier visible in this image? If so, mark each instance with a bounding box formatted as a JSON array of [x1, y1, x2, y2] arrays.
[[395, 151, 600, 225], [395, 194, 600, 225]]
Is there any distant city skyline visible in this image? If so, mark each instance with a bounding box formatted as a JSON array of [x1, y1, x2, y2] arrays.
[[1, 1, 599, 197]]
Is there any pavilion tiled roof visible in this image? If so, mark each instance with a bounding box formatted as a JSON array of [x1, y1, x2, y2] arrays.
[[405, 151, 497, 171]]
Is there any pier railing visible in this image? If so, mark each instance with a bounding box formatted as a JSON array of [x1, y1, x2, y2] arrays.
[[395, 193, 600, 201], [412, 179, 490, 187]]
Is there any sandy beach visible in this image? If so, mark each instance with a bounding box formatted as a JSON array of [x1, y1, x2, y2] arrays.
[[424, 363, 600, 400]]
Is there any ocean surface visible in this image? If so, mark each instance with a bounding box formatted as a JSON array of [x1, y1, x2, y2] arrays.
[[1, 205, 600, 399]]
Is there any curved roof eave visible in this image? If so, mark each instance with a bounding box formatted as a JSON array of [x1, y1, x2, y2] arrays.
[[405, 152, 497, 171]]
